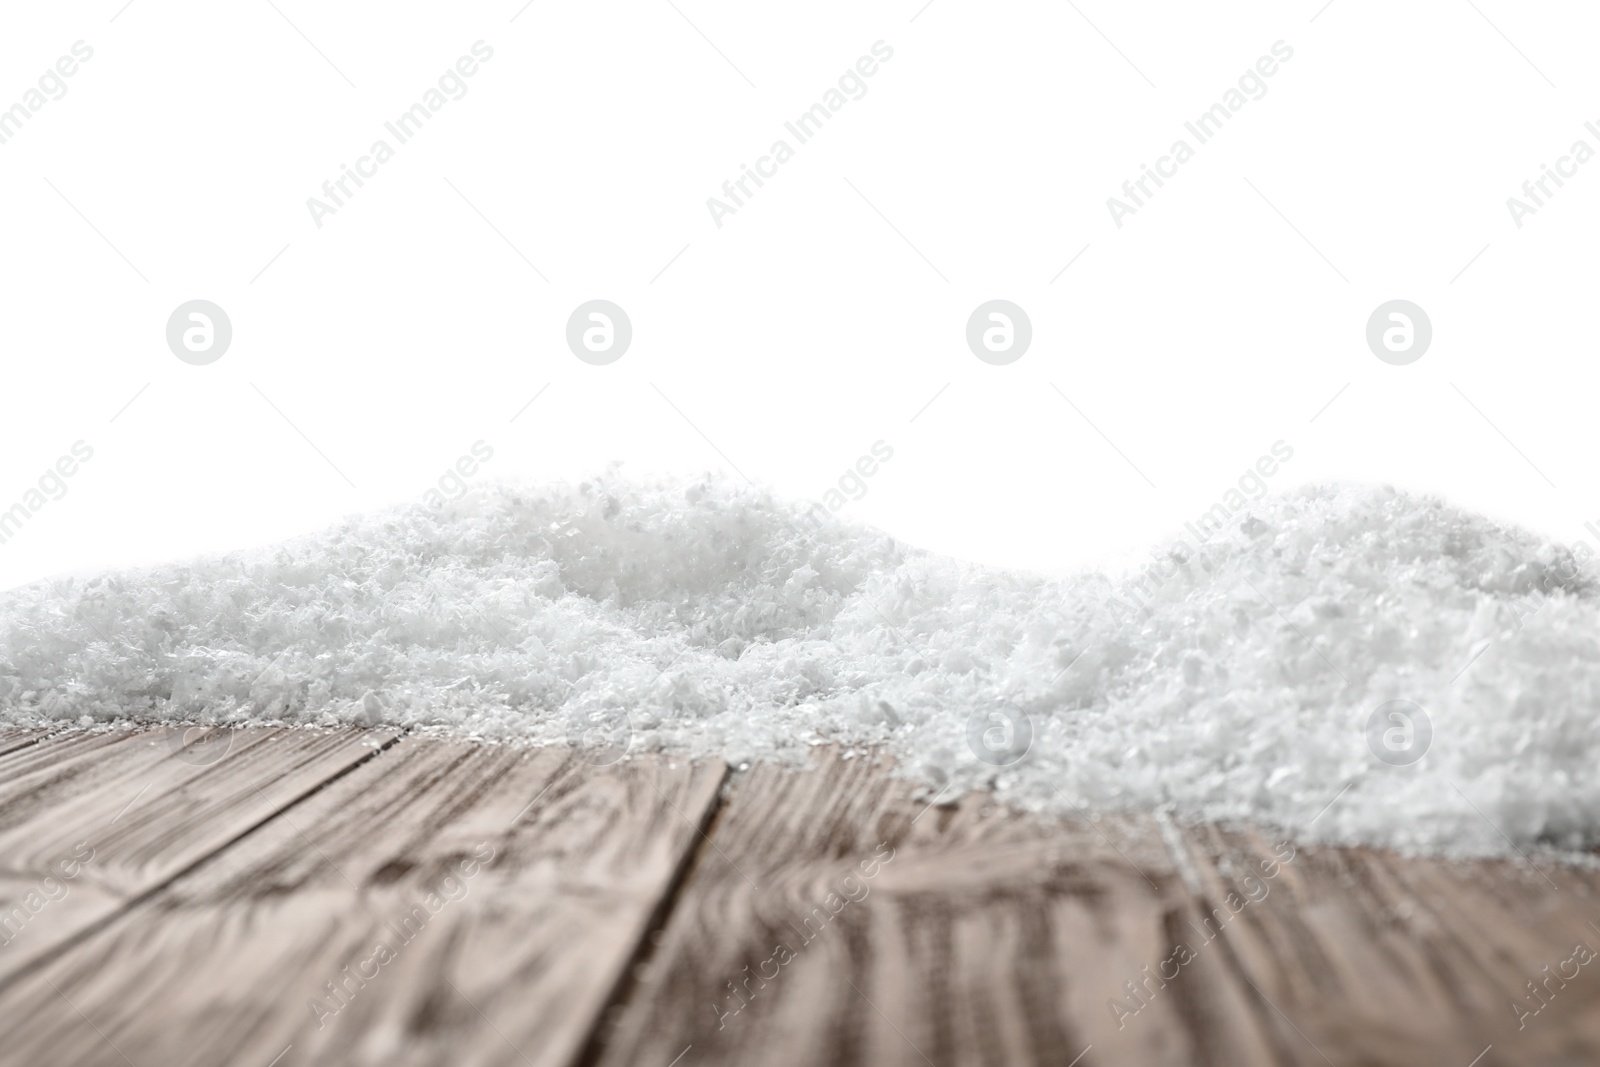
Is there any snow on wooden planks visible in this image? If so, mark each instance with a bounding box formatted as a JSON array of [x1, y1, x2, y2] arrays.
[[0, 727, 52, 758], [593, 750, 1600, 1066], [1170, 823, 1600, 1064], [4, 731, 1600, 1065], [592, 749, 1283, 1066]]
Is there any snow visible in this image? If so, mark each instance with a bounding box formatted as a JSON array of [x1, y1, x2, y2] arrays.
[[3, 472, 1598, 859]]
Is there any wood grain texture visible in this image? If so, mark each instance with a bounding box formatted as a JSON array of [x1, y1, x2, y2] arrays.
[[591, 749, 1290, 1067], [5, 730, 1599, 1067], [0, 725, 396, 987], [0, 727, 50, 758], [1170, 823, 1600, 1065], [597, 748, 1600, 1067], [0, 733, 727, 1067]]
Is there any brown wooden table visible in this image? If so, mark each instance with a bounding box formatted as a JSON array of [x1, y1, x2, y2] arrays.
[[0, 726, 1595, 1066]]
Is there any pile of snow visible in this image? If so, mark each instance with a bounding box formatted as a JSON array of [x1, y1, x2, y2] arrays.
[[3, 473, 1598, 858]]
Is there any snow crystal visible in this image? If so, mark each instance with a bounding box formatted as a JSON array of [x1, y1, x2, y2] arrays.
[[3, 473, 1597, 860]]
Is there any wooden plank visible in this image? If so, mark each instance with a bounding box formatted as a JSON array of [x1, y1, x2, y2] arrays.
[[1172, 824, 1600, 1064], [0, 725, 398, 986], [592, 749, 1287, 1067], [0, 727, 51, 759], [0, 736, 727, 1067], [8, 729, 1597, 1066], [0, 726, 144, 801]]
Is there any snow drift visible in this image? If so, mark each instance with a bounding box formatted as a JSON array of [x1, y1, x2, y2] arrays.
[[3, 473, 1597, 858]]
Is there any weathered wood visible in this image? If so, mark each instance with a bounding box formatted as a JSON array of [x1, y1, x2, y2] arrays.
[[5, 730, 1600, 1066], [591, 750, 1291, 1067], [0, 725, 142, 796], [0, 733, 727, 1067], [592, 748, 1600, 1067], [0, 725, 398, 986], [1170, 823, 1600, 1064], [0, 727, 50, 758]]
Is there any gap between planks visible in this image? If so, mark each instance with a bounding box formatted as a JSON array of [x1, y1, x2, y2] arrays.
[[0, 729, 726, 1067], [570, 763, 737, 1067], [5, 730, 1600, 1066], [0, 726, 406, 997]]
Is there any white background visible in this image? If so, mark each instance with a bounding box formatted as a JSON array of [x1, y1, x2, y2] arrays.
[[1, 0, 1596, 591]]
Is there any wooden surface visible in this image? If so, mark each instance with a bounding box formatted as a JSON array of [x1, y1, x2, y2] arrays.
[[1, 726, 1598, 1066], [0, 726, 397, 986]]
